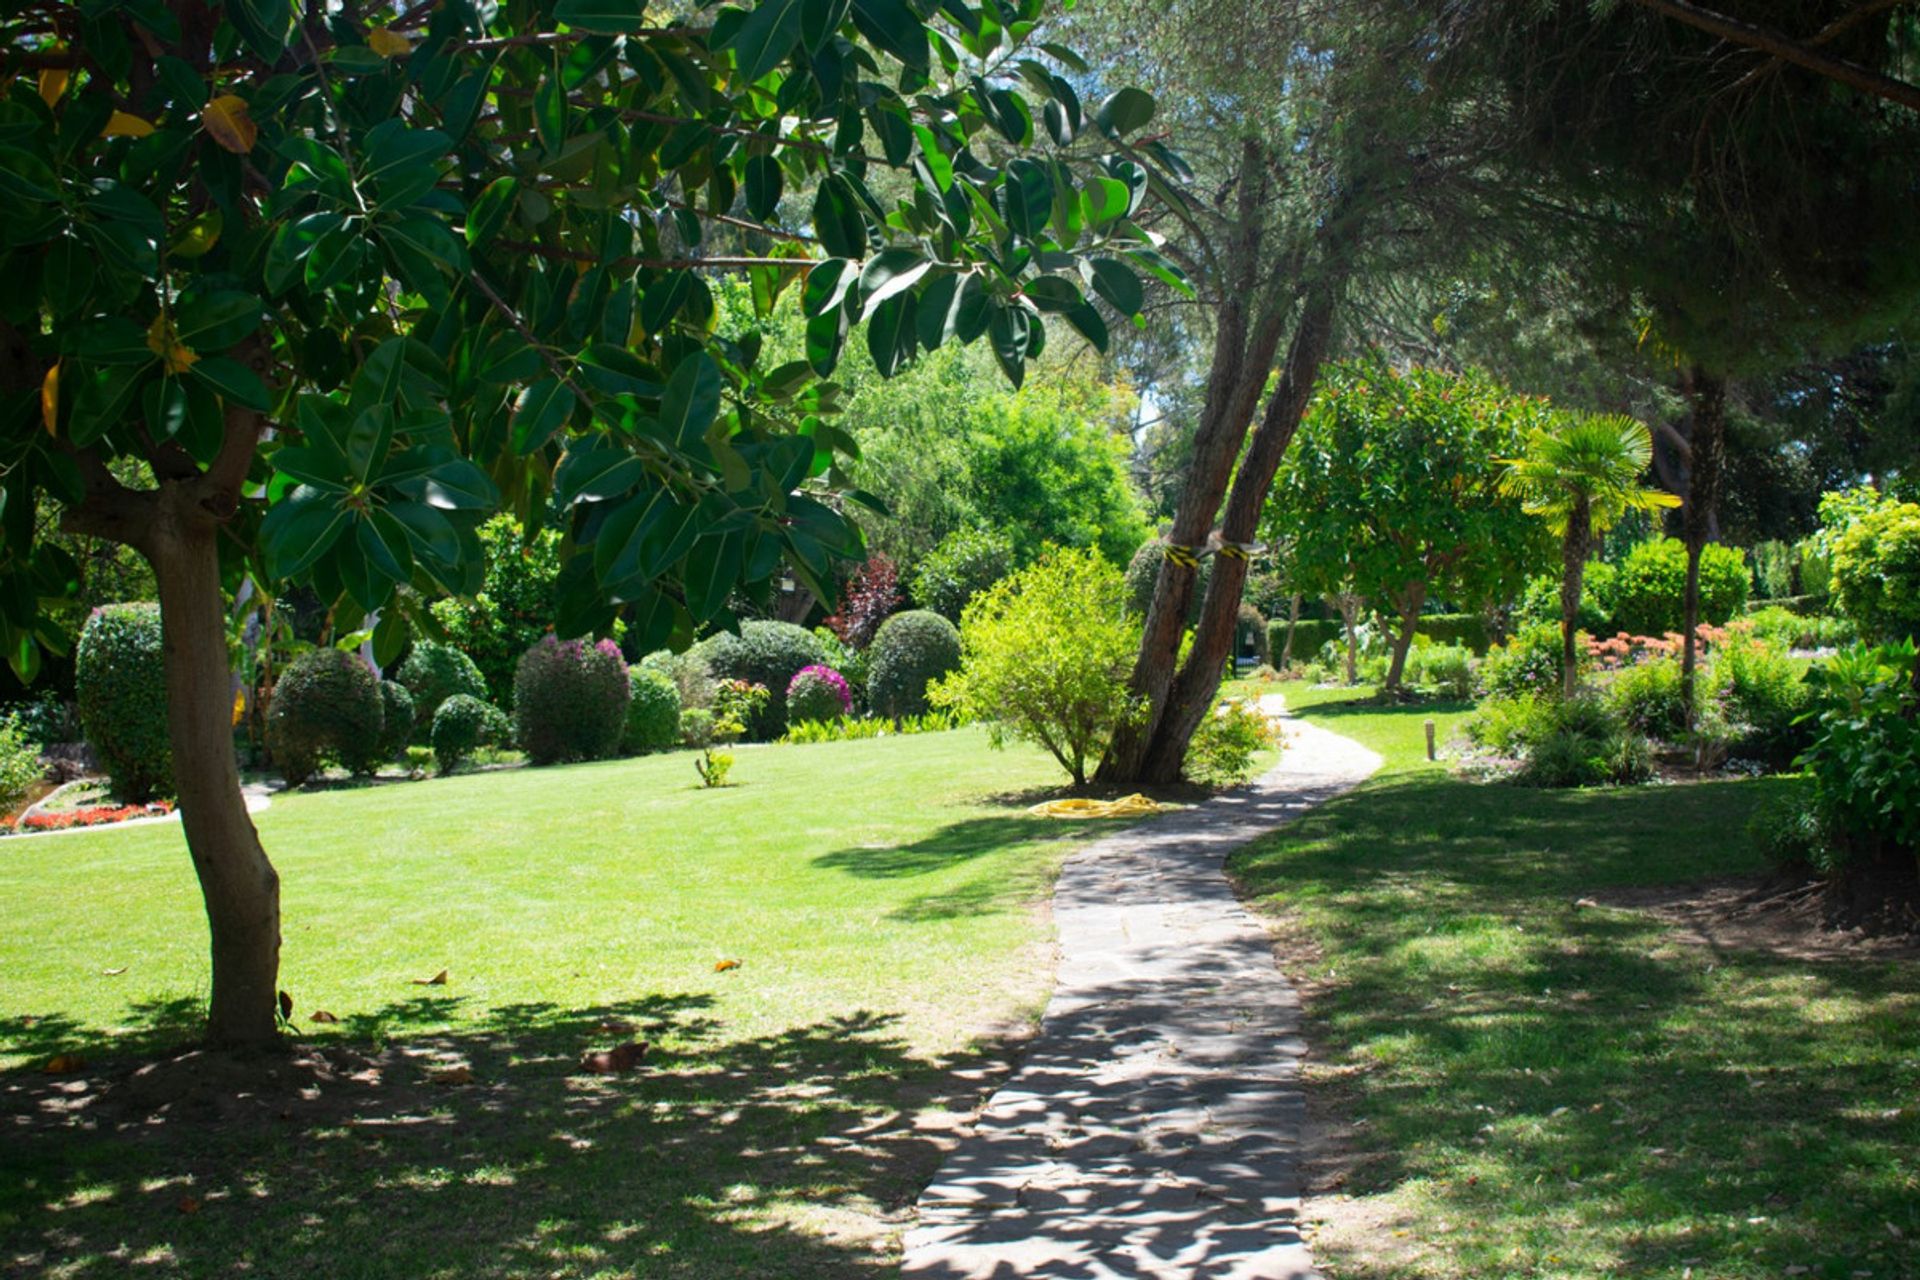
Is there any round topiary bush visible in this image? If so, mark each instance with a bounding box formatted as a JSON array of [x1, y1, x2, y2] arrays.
[[1612, 538, 1749, 636], [513, 636, 630, 764], [696, 620, 825, 736], [432, 693, 506, 773], [267, 648, 386, 785], [1123, 539, 1210, 621], [624, 666, 682, 754], [376, 680, 415, 765], [395, 639, 489, 732], [868, 609, 962, 718], [75, 602, 172, 801], [786, 664, 852, 724]]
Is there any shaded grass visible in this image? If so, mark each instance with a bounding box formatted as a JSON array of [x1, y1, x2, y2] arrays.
[[1234, 683, 1920, 1280], [0, 729, 1099, 1278]]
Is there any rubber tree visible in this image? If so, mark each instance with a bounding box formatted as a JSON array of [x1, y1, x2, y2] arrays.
[[0, 0, 1179, 1046]]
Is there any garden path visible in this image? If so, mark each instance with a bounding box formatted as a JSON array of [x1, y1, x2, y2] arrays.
[[901, 697, 1380, 1279]]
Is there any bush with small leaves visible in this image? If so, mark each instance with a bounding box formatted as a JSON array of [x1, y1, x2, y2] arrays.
[[696, 621, 825, 736], [1516, 563, 1618, 634], [1605, 655, 1702, 741], [376, 680, 415, 764], [1479, 622, 1583, 700], [913, 527, 1013, 621], [396, 640, 489, 733], [513, 636, 630, 765], [679, 707, 716, 748], [433, 694, 506, 773], [624, 666, 683, 755], [76, 603, 172, 802], [1715, 638, 1812, 764], [1185, 698, 1277, 786], [0, 712, 44, 815], [639, 647, 716, 711], [1469, 690, 1652, 787], [1612, 538, 1749, 635], [786, 665, 852, 724], [268, 648, 386, 785], [869, 610, 963, 719], [1831, 501, 1920, 643]]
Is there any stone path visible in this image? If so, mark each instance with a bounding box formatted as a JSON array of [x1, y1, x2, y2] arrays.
[[902, 700, 1382, 1280]]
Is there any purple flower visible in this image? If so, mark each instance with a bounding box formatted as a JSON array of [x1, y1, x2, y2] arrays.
[[788, 664, 852, 715]]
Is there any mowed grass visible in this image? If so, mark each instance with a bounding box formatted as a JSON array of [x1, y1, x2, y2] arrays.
[[1233, 683, 1920, 1280], [1, 729, 1094, 1279]]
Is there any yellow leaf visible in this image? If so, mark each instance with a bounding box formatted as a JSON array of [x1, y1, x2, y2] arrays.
[[367, 27, 412, 57], [40, 362, 59, 436], [101, 111, 156, 138], [146, 316, 200, 374], [170, 209, 223, 259], [202, 94, 257, 155], [37, 67, 69, 107], [232, 688, 247, 726]]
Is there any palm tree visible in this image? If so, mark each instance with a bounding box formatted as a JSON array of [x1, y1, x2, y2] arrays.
[[1500, 414, 1680, 696]]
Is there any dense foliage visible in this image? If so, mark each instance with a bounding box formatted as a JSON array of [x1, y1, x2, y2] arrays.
[[375, 680, 415, 765], [513, 636, 629, 766], [1612, 539, 1749, 635], [1184, 698, 1276, 787], [396, 640, 489, 733], [867, 609, 962, 719], [934, 547, 1140, 785], [1796, 641, 1920, 871], [1480, 622, 1586, 701], [623, 666, 682, 756], [431, 693, 506, 774], [267, 647, 385, 785], [429, 516, 562, 705], [0, 713, 43, 815], [697, 621, 826, 736], [824, 555, 902, 649], [912, 527, 1013, 621], [74, 604, 171, 802], [1831, 502, 1920, 642]]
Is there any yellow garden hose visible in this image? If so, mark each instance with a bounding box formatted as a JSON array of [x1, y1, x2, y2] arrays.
[[1026, 793, 1172, 820]]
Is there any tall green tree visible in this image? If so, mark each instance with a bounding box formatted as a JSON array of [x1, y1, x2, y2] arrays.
[[1499, 414, 1680, 695], [0, 0, 1174, 1046], [1268, 362, 1553, 693]]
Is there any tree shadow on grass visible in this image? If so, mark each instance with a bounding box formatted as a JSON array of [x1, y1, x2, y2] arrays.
[[1232, 769, 1920, 1277], [0, 992, 1011, 1279]]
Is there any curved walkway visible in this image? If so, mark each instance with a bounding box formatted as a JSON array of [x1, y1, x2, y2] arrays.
[[903, 703, 1382, 1280]]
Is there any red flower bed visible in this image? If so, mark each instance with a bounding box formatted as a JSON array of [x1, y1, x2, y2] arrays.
[[20, 801, 173, 831]]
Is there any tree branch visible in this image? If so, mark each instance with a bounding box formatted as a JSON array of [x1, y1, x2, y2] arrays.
[[1631, 0, 1920, 112]]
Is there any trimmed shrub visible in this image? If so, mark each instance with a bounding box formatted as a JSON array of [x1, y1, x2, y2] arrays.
[[267, 648, 386, 785], [1268, 616, 1343, 666], [513, 636, 630, 765], [679, 707, 716, 748], [1831, 501, 1920, 643], [396, 640, 489, 731], [933, 548, 1140, 786], [869, 609, 962, 719], [639, 647, 715, 711], [1515, 564, 1617, 636], [914, 527, 1013, 620], [812, 628, 869, 711], [1124, 539, 1209, 620], [0, 712, 44, 815], [696, 621, 826, 736], [1612, 538, 1749, 635], [624, 666, 682, 754], [1416, 613, 1494, 655], [432, 693, 506, 773], [787, 665, 852, 724], [75, 603, 172, 801], [376, 680, 415, 764]]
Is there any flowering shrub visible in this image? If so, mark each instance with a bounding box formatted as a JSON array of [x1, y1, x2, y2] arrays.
[[1479, 623, 1581, 699], [1583, 626, 1731, 671], [513, 636, 630, 765], [22, 801, 172, 831], [696, 621, 825, 736], [825, 554, 903, 648], [787, 665, 852, 724]]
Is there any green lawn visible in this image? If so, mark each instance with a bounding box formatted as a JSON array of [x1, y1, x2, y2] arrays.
[[0, 729, 1093, 1279], [1234, 683, 1920, 1280]]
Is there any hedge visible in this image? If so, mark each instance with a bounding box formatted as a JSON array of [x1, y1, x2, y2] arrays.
[[1267, 612, 1493, 663]]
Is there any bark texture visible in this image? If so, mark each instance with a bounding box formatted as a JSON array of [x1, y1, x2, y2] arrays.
[[1680, 368, 1727, 727]]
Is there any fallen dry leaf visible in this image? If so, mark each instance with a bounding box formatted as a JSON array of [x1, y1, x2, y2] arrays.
[[579, 1043, 648, 1075], [412, 969, 449, 986], [100, 966, 127, 977], [367, 27, 411, 56], [42, 1054, 86, 1074], [428, 1065, 474, 1085], [278, 991, 294, 1020], [309, 1010, 341, 1024], [714, 958, 741, 972], [177, 1196, 201, 1216], [594, 1019, 634, 1034]]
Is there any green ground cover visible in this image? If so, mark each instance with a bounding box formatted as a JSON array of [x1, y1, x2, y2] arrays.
[[1234, 682, 1920, 1280], [0, 729, 1093, 1279]]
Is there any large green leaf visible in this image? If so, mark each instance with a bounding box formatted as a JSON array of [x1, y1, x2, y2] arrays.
[[812, 177, 868, 258], [658, 354, 721, 450], [850, 0, 928, 72], [361, 122, 452, 210], [743, 154, 784, 222], [857, 248, 930, 320], [261, 489, 351, 580], [1095, 87, 1155, 137], [720, 0, 802, 82], [1089, 257, 1145, 316], [511, 379, 577, 454], [553, 0, 648, 32]]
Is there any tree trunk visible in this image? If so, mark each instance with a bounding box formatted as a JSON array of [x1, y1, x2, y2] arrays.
[[1560, 499, 1591, 698], [1280, 591, 1302, 668], [1680, 368, 1727, 729], [1383, 579, 1428, 694], [1127, 282, 1343, 784], [147, 486, 282, 1048]]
